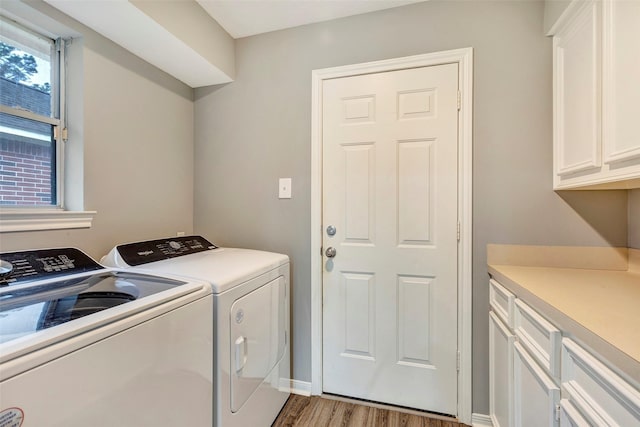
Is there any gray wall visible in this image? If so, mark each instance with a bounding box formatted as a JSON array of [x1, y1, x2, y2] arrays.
[[194, 0, 628, 414], [0, 0, 195, 260], [630, 190, 640, 249], [543, 0, 572, 34]]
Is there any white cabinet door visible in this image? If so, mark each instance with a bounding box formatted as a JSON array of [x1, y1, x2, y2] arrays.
[[513, 342, 560, 427], [602, 0, 640, 165], [562, 339, 640, 427], [553, 0, 602, 181], [489, 311, 515, 427], [489, 279, 515, 328], [552, 0, 640, 189], [559, 399, 591, 427], [514, 299, 562, 381]]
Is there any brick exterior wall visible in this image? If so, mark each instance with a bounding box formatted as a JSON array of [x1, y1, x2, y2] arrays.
[[0, 140, 53, 205], [0, 77, 54, 206]]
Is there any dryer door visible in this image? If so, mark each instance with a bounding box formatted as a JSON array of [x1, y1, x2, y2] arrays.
[[229, 275, 286, 412]]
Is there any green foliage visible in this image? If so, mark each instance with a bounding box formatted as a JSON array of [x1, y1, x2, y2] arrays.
[[31, 82, 51, 93], [0, 41, 50, 93]]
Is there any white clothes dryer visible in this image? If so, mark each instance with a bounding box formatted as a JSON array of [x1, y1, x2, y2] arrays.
[[101, 235, 291, 427], [0, 247, 213, 427]]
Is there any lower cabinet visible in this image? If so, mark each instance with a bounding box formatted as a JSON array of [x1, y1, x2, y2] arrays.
[[559, 399, 590, 427], [561, 338, 640, 426], [513, 342, 560, 427], [489, 286, 560, 426], [489, 311, 514, 427], [489, 277, 640, 427]]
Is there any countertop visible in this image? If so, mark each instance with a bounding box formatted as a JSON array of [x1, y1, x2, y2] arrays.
[[487, 245, 640, 387]]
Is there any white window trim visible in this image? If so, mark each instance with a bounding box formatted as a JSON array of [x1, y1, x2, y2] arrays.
[[1, 4, 93, 233], [0, 209, 95, 232]]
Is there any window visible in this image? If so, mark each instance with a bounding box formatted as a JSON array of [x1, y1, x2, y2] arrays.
[[0, 17, 64, 208]]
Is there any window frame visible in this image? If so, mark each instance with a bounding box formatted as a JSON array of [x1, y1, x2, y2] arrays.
[[1, 18, 63, 208], [0, 13, 95, 232]]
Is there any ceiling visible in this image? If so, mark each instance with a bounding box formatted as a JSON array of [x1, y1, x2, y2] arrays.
[[196, 0, 428, 39], [39, 0, 429, 87]]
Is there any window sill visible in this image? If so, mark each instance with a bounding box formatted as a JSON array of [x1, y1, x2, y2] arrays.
[[0, 209, 96, 233]]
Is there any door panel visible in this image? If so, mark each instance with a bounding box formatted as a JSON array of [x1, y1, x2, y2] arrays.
[[342, 271, 375, 359], [322, 63, 459, 415], [397, 139, 434, 245], [344, 144, 375, 243], [397, 275, 433, 366]]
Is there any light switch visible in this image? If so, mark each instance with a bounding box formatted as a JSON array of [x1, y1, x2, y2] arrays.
[[279, 178, 292, 199]]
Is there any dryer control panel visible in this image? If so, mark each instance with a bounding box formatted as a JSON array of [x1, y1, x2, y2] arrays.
[[0, 248, 104, 286], [116, 235, 217, 266]]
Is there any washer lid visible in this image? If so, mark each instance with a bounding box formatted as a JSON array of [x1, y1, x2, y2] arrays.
[[107, 247, 289, 294], [0, 271, 189, 345]]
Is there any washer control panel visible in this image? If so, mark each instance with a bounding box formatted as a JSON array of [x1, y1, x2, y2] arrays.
[[0, 248, 104, 286], [116, 235, 217, 266]]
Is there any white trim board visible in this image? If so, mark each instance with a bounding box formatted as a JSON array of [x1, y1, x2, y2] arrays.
[[309, 48, 474, 425], [280, 379, 312, 397], [0, 209, 96, 233], [472, 413, 494, 427]]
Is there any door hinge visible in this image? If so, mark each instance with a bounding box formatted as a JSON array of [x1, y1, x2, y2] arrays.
[[457, 90, 461, 111], [53, 126, 68, 142], [457, 221, 461, 242], [456, 350, 460, 372], [555, 404, 561, 422]]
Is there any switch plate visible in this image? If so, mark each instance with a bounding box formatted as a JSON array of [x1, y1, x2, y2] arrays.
[[279, 178, 292, 199]]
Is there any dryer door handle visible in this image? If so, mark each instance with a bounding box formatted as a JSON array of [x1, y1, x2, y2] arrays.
[[234, 336, 248, 373]]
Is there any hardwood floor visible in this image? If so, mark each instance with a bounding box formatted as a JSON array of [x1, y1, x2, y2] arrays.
[[272, 395, 469, 427]]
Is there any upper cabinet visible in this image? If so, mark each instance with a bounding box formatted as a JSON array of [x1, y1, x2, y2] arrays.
[[550, 0, 640, 190]]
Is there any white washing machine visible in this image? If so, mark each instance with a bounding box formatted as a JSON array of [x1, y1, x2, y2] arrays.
[[101, 235, 291, 427], [0, 247, 213, 427]]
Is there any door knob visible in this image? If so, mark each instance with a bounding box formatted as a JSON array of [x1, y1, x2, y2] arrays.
[[325, 247, 337, 258]]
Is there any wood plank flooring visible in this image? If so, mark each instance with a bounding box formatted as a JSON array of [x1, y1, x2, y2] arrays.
[[272, 395, 469, 427]]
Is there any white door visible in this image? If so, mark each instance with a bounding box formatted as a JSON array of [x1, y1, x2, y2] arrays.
[[322, 63, 459, 415]]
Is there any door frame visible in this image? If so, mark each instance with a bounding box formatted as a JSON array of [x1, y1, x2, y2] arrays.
[[310, 48, 473, 424]]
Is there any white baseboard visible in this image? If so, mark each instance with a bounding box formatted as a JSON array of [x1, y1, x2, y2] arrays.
[[279, 379, 312, 396], [471, 413, 493, 427]]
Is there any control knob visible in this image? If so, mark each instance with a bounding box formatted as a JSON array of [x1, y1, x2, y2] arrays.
[[0, 259, 14, 278]]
